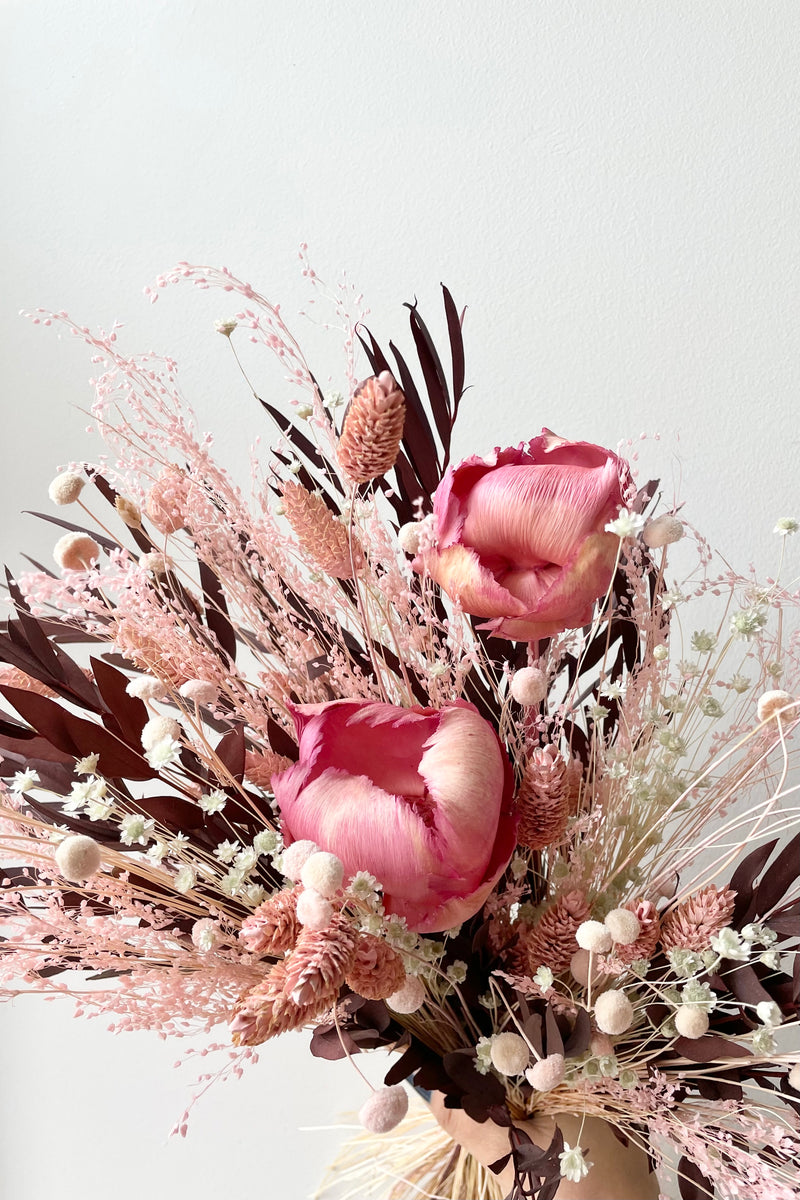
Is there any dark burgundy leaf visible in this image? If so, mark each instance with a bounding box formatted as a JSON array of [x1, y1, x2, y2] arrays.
[[0, 685, 154, 781], [673, 1034, 752, 1063], [730, 838, 778, 925], [441, 285, 466, 424], [258, 398, 344, 495], [267, 719, 297, 761], [140, 794, 205, 831], [752, 833, 800, 917], [563, 1007, 592, 1055], [544, 1004, 564, 1057], [725, 963, 774, 1006], [198, 560, 236, 663], [22, 794, 119, 841], [678, 1154, 714, 1200], [387, 340, 441, 497], [24, 510, 119, 554], [90, 473, 154, 553], [384, 1042, 430, 1087], [213, 725, 245, 784], [90, 656, 148, 747], [405, 301, 452, 435]]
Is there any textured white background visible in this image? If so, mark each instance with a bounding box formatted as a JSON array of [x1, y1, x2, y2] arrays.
[[1, 3, 799, 1198]]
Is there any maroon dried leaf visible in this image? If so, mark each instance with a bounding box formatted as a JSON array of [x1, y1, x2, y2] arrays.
[[678, 1154, 714, 1200], [24, 510, 119, 554], [673, 1035, 753, 1063], [214, 724, 245, 783], [90, 656, 148, 747], [751, 833, 800, 918], [544, 1004, 564, 1057], [197, 560, 237, 664], [725, 963, 775, 1007], [730, 838, 778, 926]]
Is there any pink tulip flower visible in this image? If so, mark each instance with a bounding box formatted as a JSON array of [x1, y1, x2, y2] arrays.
[[414, 431, 629, 641], [273, 699, 517, 933]]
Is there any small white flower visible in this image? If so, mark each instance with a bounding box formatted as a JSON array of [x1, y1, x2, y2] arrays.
[[145, 737, 182, 770], [588, 703, 610, 721], [534, 966, 554, 990], [710, 927, 750, 962], [510, 853, 528, 880], [146, 841, 169, 864], [11, 769, 40, 794], [661, 589, 687, 610], [607, 760, 628, 779], [295, 403, 314, 420], [253, 829, 281, 858], [691, 629, 717, 653], [62, 781, 94, 814], [174, 865, 197, 893], [74, 753, 100, 775], [756, 1000, 782, 1027], [600, 681, 623, 701], [86, 799, 114, 822], [347, 870, 381, 900], [234, 847, 257, 874], [752, 1027, 777, 1055], [729, 673, 751, 694], [198, 789, 227, 815], [169, 832, 190, 852], [119, 814, 155, 846], [698, 695, 724, 718], [214, 318, 237, 337], [760, 950, 781, 969], [474, 1037, 494, 1075], [214, 839, 240, 864], [730, 607, 768, 641], [559, 1142, 592, 1183], [446, 960, 468, 984], [774, 517, 798, 536], [605, 509, 645, 540], [244, 883, 267, 906]]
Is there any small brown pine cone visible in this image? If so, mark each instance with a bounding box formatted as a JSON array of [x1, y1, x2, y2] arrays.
[[513, 890, 591, 975], [282, 482, 358, 578], [239, 887, 301, 956], [345, 935, 407, 1000], [517, 744, 570, 851], [230, 959, 332, 1047], [660, 885, 737, 953], [283, 912, 357, 1006], [337, 373, 405, 484], [244, 749, 293, 789]]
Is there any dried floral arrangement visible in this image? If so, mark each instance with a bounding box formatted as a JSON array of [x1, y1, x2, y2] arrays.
[[0, 260, 798, 1200]]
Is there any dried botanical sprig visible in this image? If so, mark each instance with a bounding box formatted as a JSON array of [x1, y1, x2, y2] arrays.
[[517, 744, 570, 851], [345, 935, 406, 1000], [337, 373, 405, 484], [282, 481, 358, 578], [514, 890, 591, 974], [283, 912, 357, 1006], [230, 959, 332, 1046], [239, 887, 301, 956]]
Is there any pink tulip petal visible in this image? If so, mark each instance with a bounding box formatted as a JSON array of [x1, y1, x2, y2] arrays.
[[417, 544, 528, 619]]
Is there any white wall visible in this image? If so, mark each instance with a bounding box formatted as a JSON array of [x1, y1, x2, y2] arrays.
[[1, 3, 798, 1197]]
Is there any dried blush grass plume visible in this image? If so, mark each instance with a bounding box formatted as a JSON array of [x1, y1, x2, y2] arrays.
[[283, 912, 357, 1006], [337, 372, 405, 484], [345, 935, 407, 1000], [239, 888, 301, 956], [517, 744, 570, 851], [282, 482, 358, 578], [660, 884, 737, 953], [514, 890, 591, 974], [244, 749, 294, 789]]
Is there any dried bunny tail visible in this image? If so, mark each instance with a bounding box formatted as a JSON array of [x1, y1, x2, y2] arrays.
[[281, 482, 358, 578], [660, 884, 737, 953], [283, 912, 357, 1006], [337, 373, 405, 484], [239, 887, 301, 956], [345, 934, 407, 1001], [517, 743, 570, 851], [514, 890, 591, 975]]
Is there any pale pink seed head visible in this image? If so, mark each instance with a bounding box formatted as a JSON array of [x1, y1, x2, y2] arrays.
[[54, 532, 100, 571]]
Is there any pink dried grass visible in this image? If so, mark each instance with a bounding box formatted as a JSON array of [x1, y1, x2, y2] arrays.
[[282, 482, 359, 578]]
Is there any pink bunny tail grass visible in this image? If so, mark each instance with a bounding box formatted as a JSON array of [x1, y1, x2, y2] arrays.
[[337, 374, 405, 484], [660, 885, 737, 953], [282, 482, 359, 578]]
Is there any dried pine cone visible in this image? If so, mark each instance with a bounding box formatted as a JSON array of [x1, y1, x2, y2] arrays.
[[345, 935, 406, 1000], [337, 372, 405, 484], [283, 912, 357, 1006], [239, 887, 301, 956], [282, 482, 358, 578], [517, 744, 570, 851], [660, 885, 737, 953], [513, 890, 591, 975]]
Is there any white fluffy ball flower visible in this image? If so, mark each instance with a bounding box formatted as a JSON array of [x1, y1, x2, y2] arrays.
[[525, 1054, 565, 1092], [191, 918, 220, 953], [281, 839, 319, 882], [757, 690, 796, 722], [594, 989, 634, 1035], [398, 521, 423, 555], [575, 920, 613, 954], [141, 715, 181, 752], [359, 1085, 409, 1133], [54, 834, 101, 882], [126, 675, 167, 701], [490, 1032, 530, 1076], [54, 532, 100, 571], [642, 514, 684, 549], [179, 679, 218, 705], [48, 471, 85, 505], [674, 1006, 709, 1039], [509, 667, 548, 706], [296, 889, 334, 930], [300, 851, 344, 899], [604, 908, 641, 946], [386, 975, 426, 1014]]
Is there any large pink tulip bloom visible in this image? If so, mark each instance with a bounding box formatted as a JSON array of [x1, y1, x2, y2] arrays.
[[414, 431, 628, 641], [273, 699, 517, 933]]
